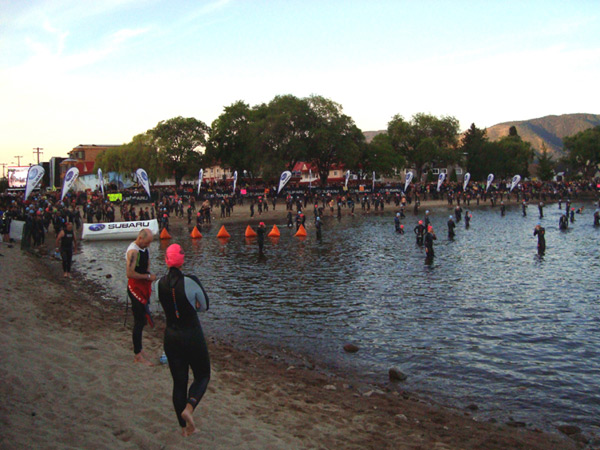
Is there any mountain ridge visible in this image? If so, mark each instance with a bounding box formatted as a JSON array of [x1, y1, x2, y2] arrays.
[[364, 113, 600, 158]]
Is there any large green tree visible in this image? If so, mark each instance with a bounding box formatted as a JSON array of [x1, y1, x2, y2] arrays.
[[150, 116, 210, 187], [253, 95, 314, 182], [205, 101, 258, 180], [496, 129, 534, 178], [388, 113, 460, 179], [461, 123, 489, 181], [358, 133, 405, 178], [536, 142, 555, 181], [563, 125, 600, 179], [305, 95, 364, 186]]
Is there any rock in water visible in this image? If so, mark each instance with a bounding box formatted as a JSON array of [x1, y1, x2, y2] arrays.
[[343, 344, 359, 353], [389, 368, 408, 382], [557, 425, 581, 436]]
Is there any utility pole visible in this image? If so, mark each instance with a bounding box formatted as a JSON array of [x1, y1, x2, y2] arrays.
[[15, 155, 24, 166], [0, 163, 7, 178], [33, 147, 44, 164]]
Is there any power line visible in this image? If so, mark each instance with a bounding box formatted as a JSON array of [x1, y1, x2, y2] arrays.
[[33, 147, 44, 164]]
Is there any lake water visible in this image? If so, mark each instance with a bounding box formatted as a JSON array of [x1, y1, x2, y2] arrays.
[[78, 201, 600, 434]]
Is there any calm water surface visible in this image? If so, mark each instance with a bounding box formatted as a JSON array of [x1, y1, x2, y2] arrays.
[[79, 202, 600, 433]]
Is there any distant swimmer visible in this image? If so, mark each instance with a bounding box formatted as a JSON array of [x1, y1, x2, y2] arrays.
[[570, 208, 575, 223], [257, 222, 266, 254], [534, 223, 546, 255], [399, 224, 405, 235], [126, 229, 157, 366], [465, 211, 471, 229], [500, 201, 506, 216], [394, 213, 401, 233], [522, 201, 528, 217], [424, 225, 437, 260], [447, 215, 456, 239], [424, 210, 431, 228], [414, 220, 425, 245], [594, 209, 600, 227], [454, 205, 462, 222], [538, 202, 544, 219], [315, 216, 322, 239], [158, 244, 211, 437], [559, 214, 568, 231]]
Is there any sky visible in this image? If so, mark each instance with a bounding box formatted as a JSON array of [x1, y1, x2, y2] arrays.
[[1, 0, 599, 167]]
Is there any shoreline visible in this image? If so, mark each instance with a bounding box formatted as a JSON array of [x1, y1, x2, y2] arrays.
[[0, 242, 586, 448]]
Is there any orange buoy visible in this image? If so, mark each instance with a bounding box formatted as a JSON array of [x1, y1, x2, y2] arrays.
[[245, 225, 257, 238], [190, 226, 202, 239], [267, 225, 280, 237], [295, 224, 307, 237], [160, 228, 172, 240], [216, 225, 230, 238]]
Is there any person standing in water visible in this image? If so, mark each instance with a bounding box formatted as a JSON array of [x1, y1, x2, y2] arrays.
[[424, 225, 437, 261], [522, 201, 528, 217], [594, 209, 600, 227], [454, 205, 462, 222], [126, 229, 157, 366], [559, 213, 569, 230], [315, 216, 322, 239], [55, 221, 77, 278], [158, 244, 211, 437], [447, 215, 456, 239], [414, 220, 425, 245], [534, 223, 546, 255], [465, 211, 471, 229], [538, 202, 544, 219], [500, 201, 506, 216], [257, 222, 266, 254], [394, 213, 401, 233]]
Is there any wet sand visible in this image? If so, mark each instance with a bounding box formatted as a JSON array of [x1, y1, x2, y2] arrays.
[[0, 239, 582, 449]]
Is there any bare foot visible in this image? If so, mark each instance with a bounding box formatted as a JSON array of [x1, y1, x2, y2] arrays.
[[181, 406, 197, 437], [134, 353, 154, 367]]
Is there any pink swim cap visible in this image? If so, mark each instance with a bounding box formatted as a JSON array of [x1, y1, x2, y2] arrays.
[[165, 244, 185, 268]]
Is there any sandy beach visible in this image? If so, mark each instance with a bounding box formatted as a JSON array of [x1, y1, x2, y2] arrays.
[[0, 203, 585, 449]]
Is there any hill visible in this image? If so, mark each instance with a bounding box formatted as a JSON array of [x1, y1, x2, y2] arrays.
[[483, 113, 600, 157], [363, 113, 600, 158]]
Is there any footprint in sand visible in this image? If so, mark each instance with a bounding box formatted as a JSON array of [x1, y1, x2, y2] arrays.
[[113, 428, 133, 442]]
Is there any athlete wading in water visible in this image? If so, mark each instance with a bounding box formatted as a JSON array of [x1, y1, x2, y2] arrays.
[[126, 229, 157, 366], [158, 244, 211, 437]]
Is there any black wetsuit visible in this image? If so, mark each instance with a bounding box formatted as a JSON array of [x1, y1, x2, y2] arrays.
[[60, 229, 75, 273], [128, 245, 149, 355], [534, 227, 546, 255], [414, 224, 425, 245], [315, 219, 322, 239], [500, 204, 506, 216], [447, 219, 455, 238], [158, 268, 211, 428], [559, 215, 568, 230], [424, 231, 436, 258], [257, 226, 265, 253], [594, 212, 600, 227]]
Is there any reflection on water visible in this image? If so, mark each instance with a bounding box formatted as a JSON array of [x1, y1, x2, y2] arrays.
[[80, 202, 600, 432]]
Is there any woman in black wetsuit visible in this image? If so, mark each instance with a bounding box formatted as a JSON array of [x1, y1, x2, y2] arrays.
[[534, 223, 546, 255], [158, 244, 210, 437], [55, 221, 76, 278]]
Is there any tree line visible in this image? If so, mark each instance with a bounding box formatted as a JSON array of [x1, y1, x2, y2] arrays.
[[94, 94, 599, 187]]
